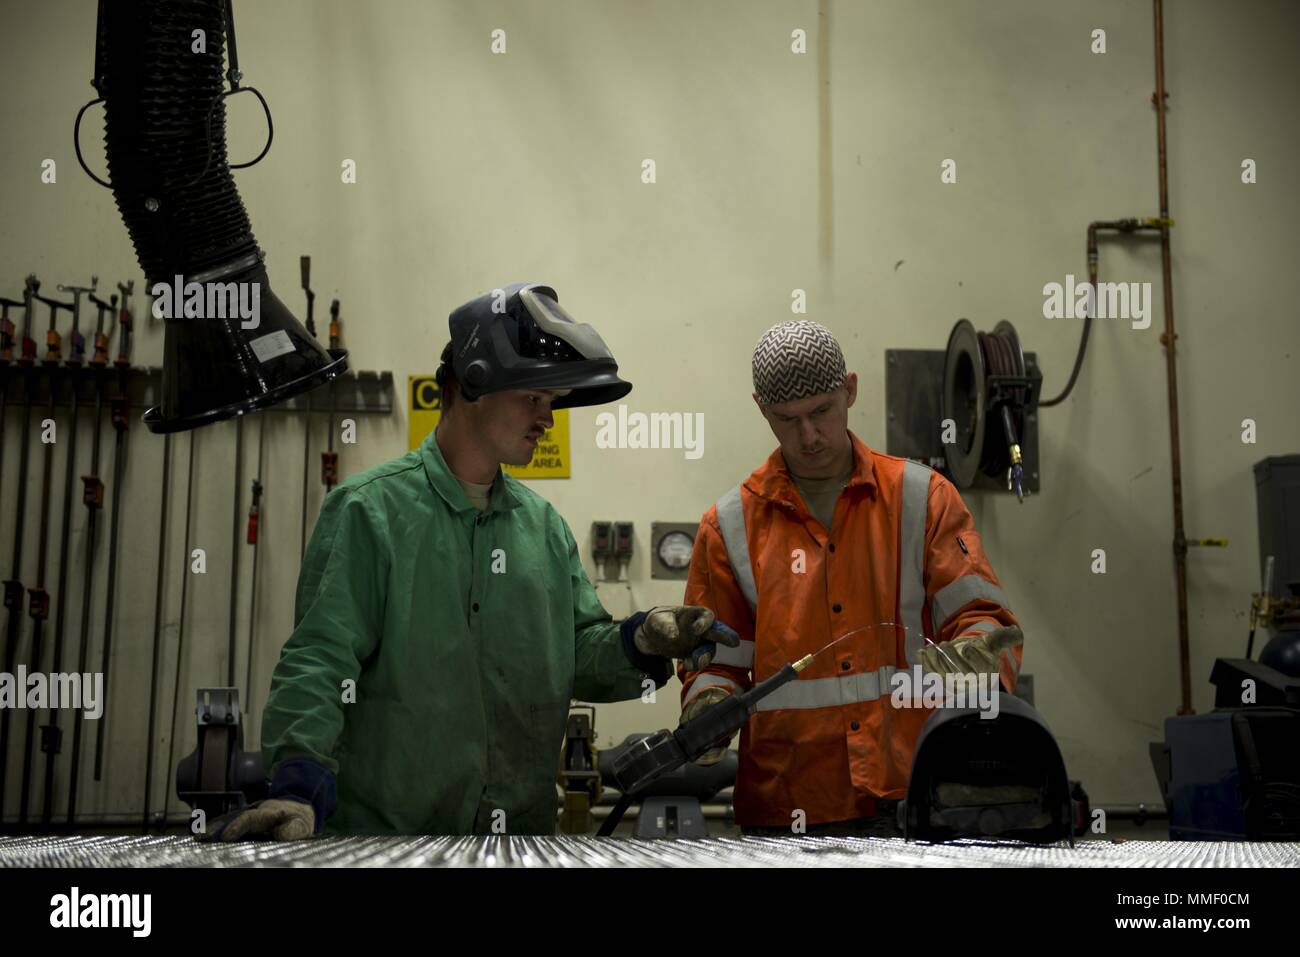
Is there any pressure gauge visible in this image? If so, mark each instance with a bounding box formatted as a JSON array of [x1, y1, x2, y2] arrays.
[[657, 531, 693, 570], [651, 523, 698, 579]]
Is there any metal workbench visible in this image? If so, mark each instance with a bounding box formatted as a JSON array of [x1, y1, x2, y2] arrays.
[[1, 835, 1295, 868]]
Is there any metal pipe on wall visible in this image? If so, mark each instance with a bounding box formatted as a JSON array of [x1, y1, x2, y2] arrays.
[[1151, 0, 1192, 716], [1047, 0, 1190, 716]]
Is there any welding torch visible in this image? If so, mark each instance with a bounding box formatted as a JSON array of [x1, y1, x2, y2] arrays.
[[610, 619, 963, 797], [611, 652, 814, 794]]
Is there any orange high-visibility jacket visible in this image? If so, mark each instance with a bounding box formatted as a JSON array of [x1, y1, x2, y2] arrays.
[[679, 432, 1021, 827]]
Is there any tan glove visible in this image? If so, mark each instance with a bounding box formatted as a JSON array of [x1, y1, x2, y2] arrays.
[[199, 798, 316, 843], [634, 605, 739, 669], [679, 687, 735, 766], [920, 625, 1023, 678]]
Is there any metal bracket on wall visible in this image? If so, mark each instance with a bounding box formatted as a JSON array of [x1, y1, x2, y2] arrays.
[[1, 366, 395, 415], [884, 349, 1041, 495]]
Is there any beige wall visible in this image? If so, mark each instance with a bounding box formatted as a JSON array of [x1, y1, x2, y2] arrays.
[[1, 0, 1297, 823]]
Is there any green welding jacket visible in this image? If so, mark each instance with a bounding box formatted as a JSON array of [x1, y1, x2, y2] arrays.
[[261, 430, 666, 835]]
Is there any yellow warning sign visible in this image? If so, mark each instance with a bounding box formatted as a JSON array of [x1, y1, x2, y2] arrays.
[[408, 375, 571, 479]]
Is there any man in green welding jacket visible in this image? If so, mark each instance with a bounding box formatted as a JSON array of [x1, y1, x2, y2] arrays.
[[202, 283, 737, 839]]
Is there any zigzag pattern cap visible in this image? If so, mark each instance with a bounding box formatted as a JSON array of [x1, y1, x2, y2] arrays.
[[751, 320, 847, 405]]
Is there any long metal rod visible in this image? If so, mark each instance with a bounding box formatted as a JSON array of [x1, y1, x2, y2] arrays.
[[161, 432, 197, 825], [18, 351, 61, 825], [142, 433, 171, 832], [0, 365, 6, 506], [1, 277, 41, 830], [21, 284, 91, 836], [66, 362, 107, 824], [27, 287, 101, 816], [92, 392, 130, 779], [41, 364, 83, 831], [300, 395, 313, 561], [1152, 0, 1191, 715], [322, 299, 341, 500], [0, 298, 17, 504], [244, 415, 266, 737], [227, 416, 243, 686], [299, 256, 315, 561]]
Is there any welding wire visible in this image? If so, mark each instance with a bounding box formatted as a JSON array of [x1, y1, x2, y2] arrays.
[[807, 621, 903, 661], [810, 622, 962, 673], [921, 633, 962, 673]]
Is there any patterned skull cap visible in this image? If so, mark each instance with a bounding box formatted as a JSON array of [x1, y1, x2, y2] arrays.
[[751, 320, 847, 405]]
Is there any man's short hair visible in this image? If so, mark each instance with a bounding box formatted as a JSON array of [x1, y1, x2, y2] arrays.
[[435, 340, 459, 410]]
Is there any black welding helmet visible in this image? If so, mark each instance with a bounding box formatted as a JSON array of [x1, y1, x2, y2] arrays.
[[447, 283, 632, 409], [899, 692, 1075, 845]]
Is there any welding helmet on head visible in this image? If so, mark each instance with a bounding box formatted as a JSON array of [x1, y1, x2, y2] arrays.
[[446, 283, 632, 409], [899, 692, 1075, 845]]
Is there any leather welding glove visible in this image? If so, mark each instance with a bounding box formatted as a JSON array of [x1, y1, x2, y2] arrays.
[[634, 605, 740, 671], [920, 625, 1023, 680], [198, 798, 316, 843], [679, 686, 735, 766]]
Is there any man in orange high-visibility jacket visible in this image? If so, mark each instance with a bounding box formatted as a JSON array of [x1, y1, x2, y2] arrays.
[[678, 319, 1024, 836]]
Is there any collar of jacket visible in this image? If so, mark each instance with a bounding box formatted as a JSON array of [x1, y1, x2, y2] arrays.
[[419, 428, 523, 515], [744, 430, 878, 510]]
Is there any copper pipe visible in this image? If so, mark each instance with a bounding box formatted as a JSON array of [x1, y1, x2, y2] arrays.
[[1152, 0, 1192, 715], [1060, 4, 1189, 713]]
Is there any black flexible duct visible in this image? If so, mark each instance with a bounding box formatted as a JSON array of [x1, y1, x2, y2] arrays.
[[90, 0, 345, 432], [103, 1, 255, 280]]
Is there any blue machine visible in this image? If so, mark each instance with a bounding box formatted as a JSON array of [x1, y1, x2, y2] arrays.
[[1151, 659, 1300, 840]]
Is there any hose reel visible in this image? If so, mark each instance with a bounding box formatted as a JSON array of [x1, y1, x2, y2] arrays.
[[942, 319, 1041, 502]]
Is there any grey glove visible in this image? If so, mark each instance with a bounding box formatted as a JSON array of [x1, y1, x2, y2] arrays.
[[679, 686, 735, 766], [198, 798, 316, 843], [634, 605, 739, 669], [920, 625, 1023, 678]]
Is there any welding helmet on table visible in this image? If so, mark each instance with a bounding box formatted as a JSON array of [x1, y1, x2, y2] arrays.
[[445, 282, 632, 409], [899, 692, 1075, 845]]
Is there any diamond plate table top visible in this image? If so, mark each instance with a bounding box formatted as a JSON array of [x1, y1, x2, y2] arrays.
[[1, 835, 1296, 868]]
